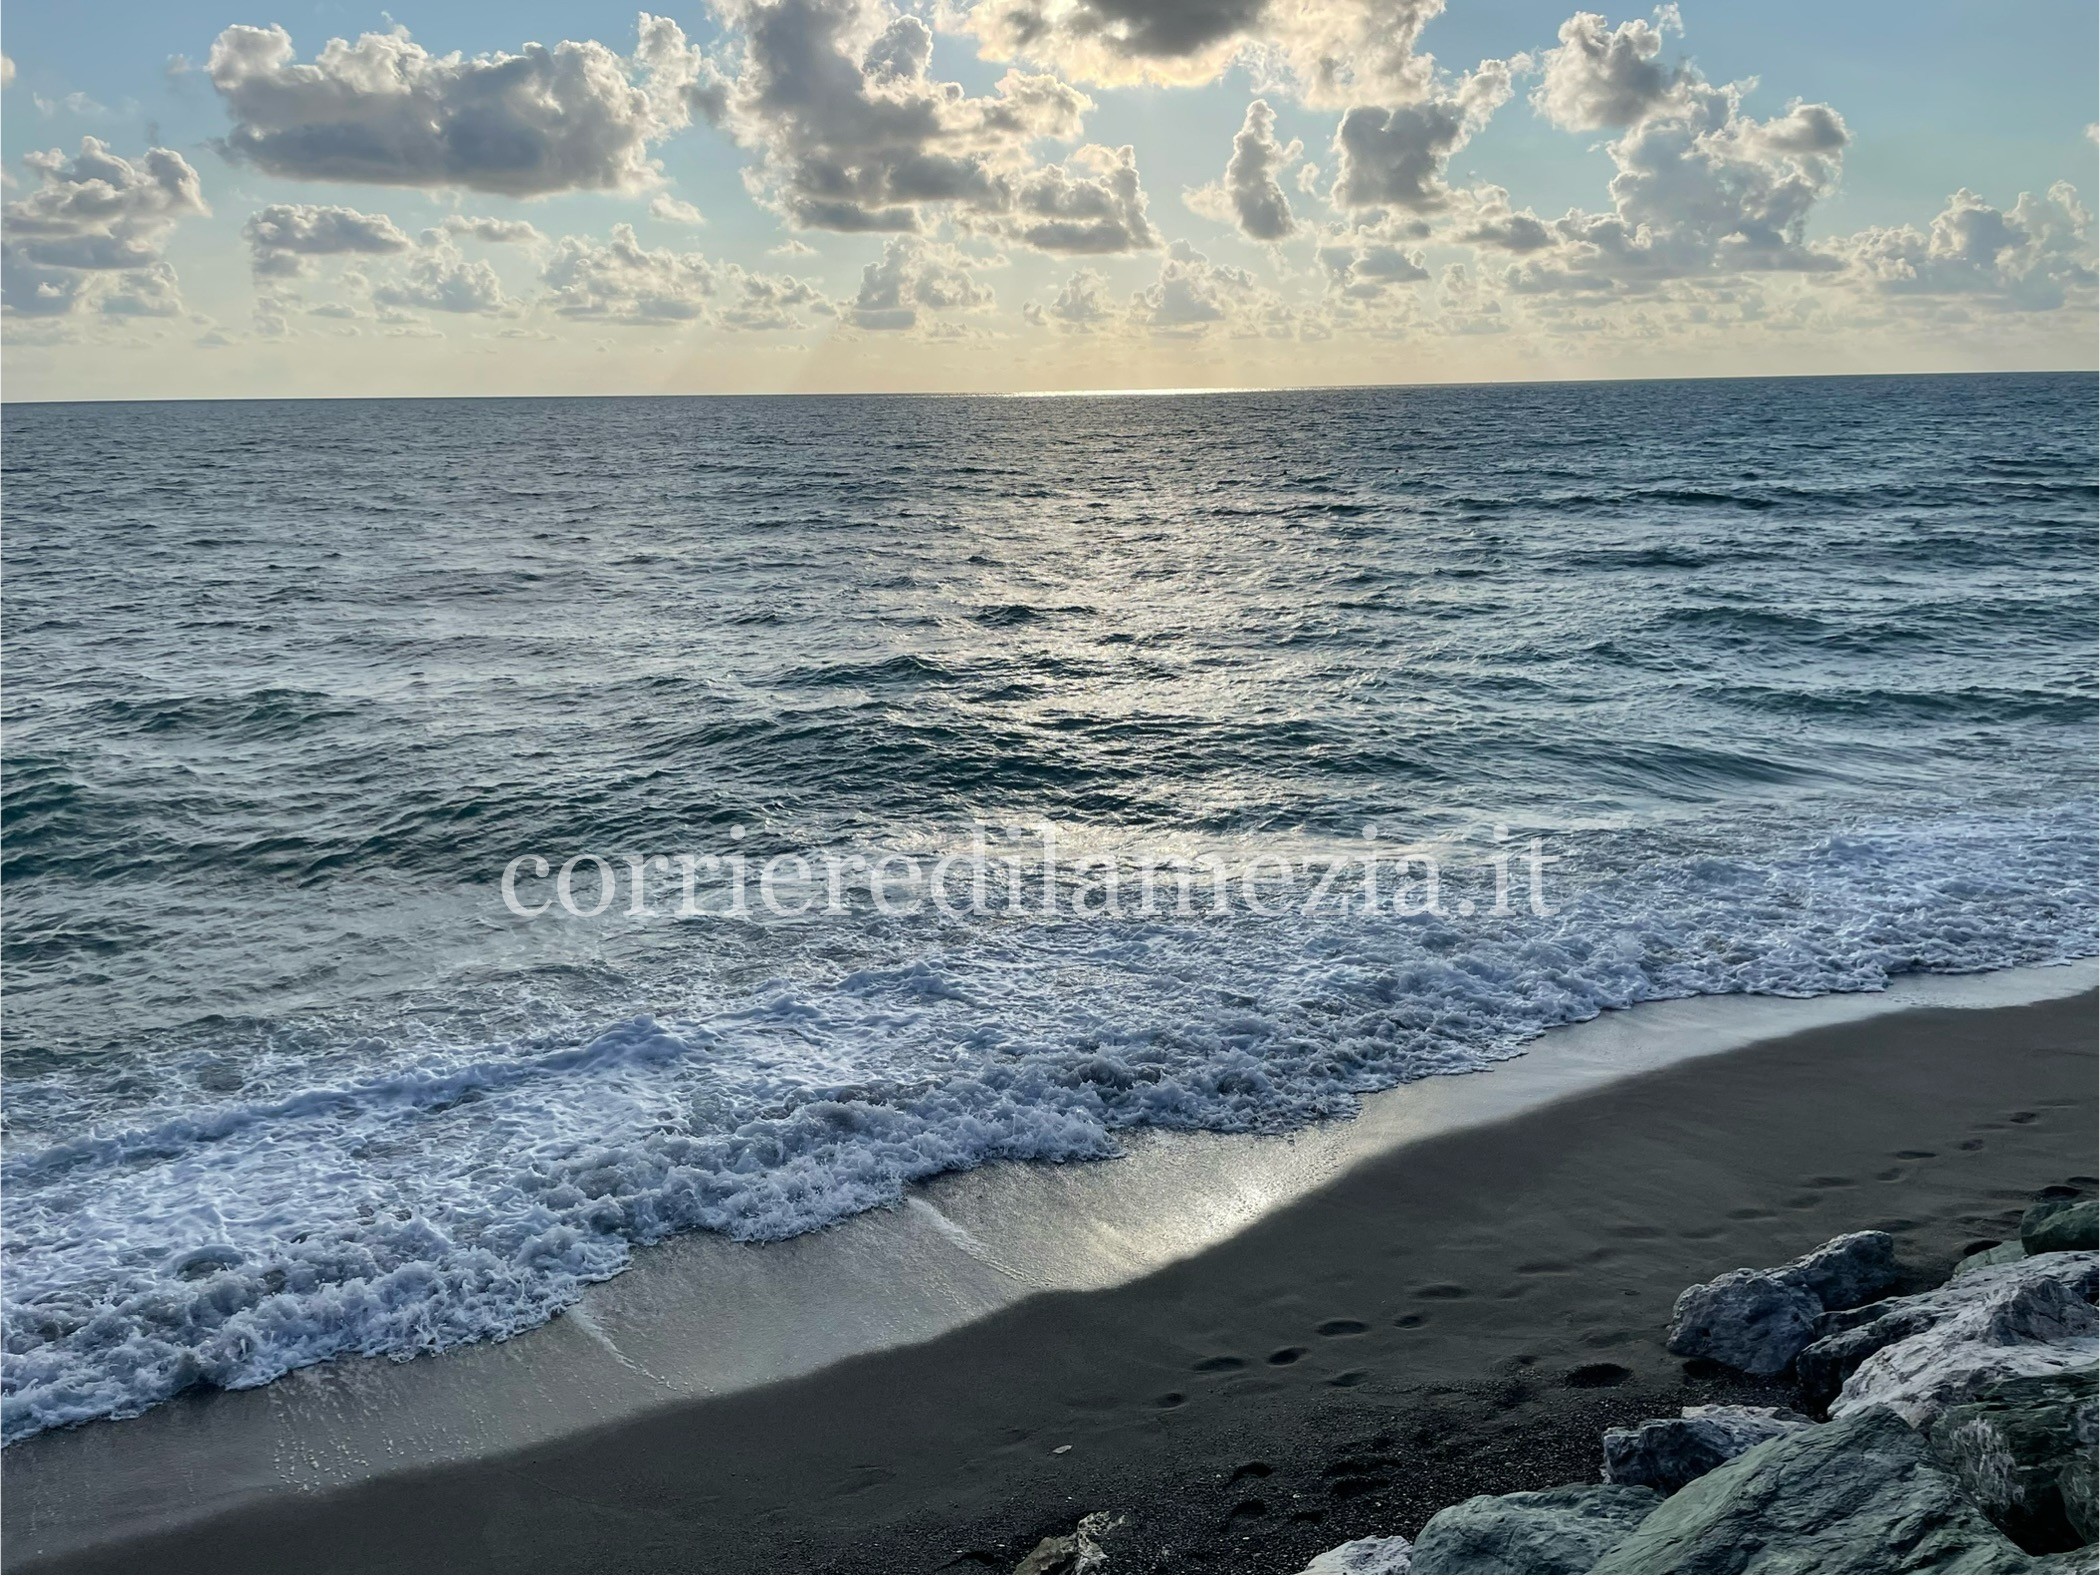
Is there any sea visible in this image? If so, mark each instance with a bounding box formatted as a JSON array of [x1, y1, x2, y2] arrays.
[[3, 372, 2094, 1444]]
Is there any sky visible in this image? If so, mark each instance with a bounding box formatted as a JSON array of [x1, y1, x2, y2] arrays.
[[1, 0, 2095, 399]]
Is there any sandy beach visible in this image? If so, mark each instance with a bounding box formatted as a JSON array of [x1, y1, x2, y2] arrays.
[[21, 986, 2091, 1575]]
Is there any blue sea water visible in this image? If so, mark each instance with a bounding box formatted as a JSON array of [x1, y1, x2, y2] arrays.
[[2, 373, 2095, 1443]]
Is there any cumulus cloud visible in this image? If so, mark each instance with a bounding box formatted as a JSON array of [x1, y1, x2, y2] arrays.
[[962, 0, 1445, 106], [707, 0, 1144, 252], [537, 222, 824, 328], [0, 54, 14, 90], [1318, 222, 1431, 297], [371, 237, 515, 315], [1491, 81, 1850, 290], [206, 14, 720, 196], [1006, 143, 1158, 251], [1023, 266, 1113, 328], [1129, 236, 1304, 334], [1461, 6, 1853, 301], [1531, 7, 1683, 132], [846, 235, 995, 328], [649, 195, 706, 225], [1330, 59, 1513, 214], [244, 203, 412, 277], [442, 215, 544, 243], [1186, 99, 1301, 240], [3, 137, 207, 318], [1845, 184, 2096, 311], [542, 223, 721, 320]]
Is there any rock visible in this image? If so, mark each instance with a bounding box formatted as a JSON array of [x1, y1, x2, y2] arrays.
[[1784, 1230, 1905, 1311], [1928, 1367, 2099, 1554], [1302, 1535, 1414, 1573], [1602, 1404, 1816, 1494], [1958, 1243, 2030, 1281], [1015, 1512, 1130, 1574], [2029, 1548, 2100, 1573], [1667, 1269, 1824, 1376], [1664, 1231, 1907, 1377], [1591, 1407, 2035, 1574], [1797, 1252, 2099, 1410], [2026, 1203, 2100, 1256], [1409, 1483, 1660, 1574], [1830, 1256, 2098, 1429]]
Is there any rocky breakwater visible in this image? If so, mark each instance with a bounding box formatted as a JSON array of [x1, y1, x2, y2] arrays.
[[1297, 1188, 2098, 1575]]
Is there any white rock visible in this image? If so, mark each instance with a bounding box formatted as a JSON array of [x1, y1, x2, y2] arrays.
[[1830, 1252, 2099, 1428], [1303, 1534, 1415, 1573]]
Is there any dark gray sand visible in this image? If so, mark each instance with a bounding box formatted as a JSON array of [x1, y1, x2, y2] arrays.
[[25, 991, 2097, 1575]]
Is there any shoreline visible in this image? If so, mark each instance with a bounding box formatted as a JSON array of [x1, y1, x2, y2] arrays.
[[6, 971, 2095, 1572]]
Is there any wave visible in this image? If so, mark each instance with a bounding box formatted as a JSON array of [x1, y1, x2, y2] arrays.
[[3, 804, 2092, 1444]]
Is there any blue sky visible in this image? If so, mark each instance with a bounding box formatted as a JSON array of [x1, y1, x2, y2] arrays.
[[3, 0, 2094, 396]]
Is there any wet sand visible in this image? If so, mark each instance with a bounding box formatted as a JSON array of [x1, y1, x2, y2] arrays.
[[25, 989, 2098, 1574]]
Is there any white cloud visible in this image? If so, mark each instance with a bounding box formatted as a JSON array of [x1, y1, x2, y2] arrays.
[[1132, 236, 1297, 334], [960, 0, 1446, 107], [649, 195, 706, 225], [1530, 7, 1683, 132], [1318, 222, 1431, 297], [1330, 60, 1513, 214], [536, 222, 825, 329], [1005, 143, 1159, 251], [371, 237, 516, 315], [206, 14, 719, 196], [707, 0, 1159, 253], [1474, 28, 1852, 296], [1186, 99, 1301, 241], [3, 138, 207, 318], [1023, 266, 1113, 328], [846, 235, 994, 329], [442, 215, 543, 244], [244, 204, 412, 277], [542, 223, 720, 321], [1844, 184, 2096, 311], [0, 54, 15, 90]]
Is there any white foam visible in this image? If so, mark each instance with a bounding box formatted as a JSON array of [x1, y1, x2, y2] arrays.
[[2, 803, 2092, 1443]]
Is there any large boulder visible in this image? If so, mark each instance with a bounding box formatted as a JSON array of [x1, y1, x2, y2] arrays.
[[1591, 1407, 2034, 1574], [1302, 1535, 1414, 1573], [1409, 1484, 1660, 1574], [1957, 1243, 2029, 1281], [1927, 1367, 2099, 1554], [1665, 1231, 1905, 1377], [1797, 1252, 2099, 1410], [1786, 1231, 1906, 1311], [1603, 1406, 1815, 1495], [1830, 1256, 2098, 1429], [1667, 1270, 1823, 1377], [2025, 1203, 2100, 1256]]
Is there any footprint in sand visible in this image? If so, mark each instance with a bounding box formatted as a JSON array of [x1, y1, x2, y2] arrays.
[[2008, 1112, 2039, 1125], [1958, 1139, 1986, 1151], [1268, 1346, 1309, 1366], [1155, 1392, 1187, 1409], [1317, 1319, 1369, 1336], [1193, 1355, 1247, 1372], [1228, 1462, 1273, 1483], [1564, 1362, 1633, 1388], [1394, 1313, 1427, 1329], [1806, 1175, 1855, 1188], [1327, 1370, 1368, 1388], [1414, 1283, 1471, 1300], [1893, 1149, 1936, 1159]]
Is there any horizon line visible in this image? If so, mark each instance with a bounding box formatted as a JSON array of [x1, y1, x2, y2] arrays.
[[2, 365, 2093, 408]]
